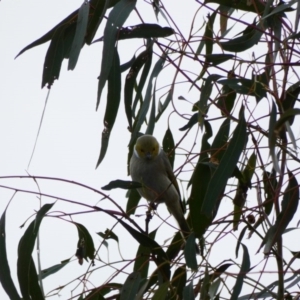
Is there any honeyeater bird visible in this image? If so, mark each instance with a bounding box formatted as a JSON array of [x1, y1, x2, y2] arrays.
[[130, 134, 191, 240]]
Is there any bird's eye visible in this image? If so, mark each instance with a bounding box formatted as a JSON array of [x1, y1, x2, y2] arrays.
[[140, 149, 144, 153]]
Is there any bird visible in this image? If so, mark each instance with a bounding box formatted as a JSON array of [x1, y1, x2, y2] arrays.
[[130, 134, 191, 240]]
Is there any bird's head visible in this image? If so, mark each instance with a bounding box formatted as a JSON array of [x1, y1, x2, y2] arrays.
[[134, 135, 160, 160]]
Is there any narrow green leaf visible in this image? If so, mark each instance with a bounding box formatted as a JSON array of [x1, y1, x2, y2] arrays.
[[209, 278, 221, 299], [118, 219, 170, 281], [68, 2, 89, 70], [41, 259, 71, 279], [120, 272, 141, 300], [262, 170, 276, 215], [204, 0, 265, 14], [220, 22, 263, 52], [172, 265, 186, 299], [204, 54, 235, 66], [262, 0, 298, 20], [268, 101, 279, 172], [210, 117, 230, 163], [41, 26, 66, 88], [264, 170, 299, 254], [126, 189, 141, 215], [145, 80, 157, 135], [17, 203, 54, 299], [132, 40, 153, 117], [152, 282, 169, 300], [200, 267, 210, 300], [28, 257, 44, 300], [230, 244, 250, 299], [86, 0, 121, 44], [210, 263, 233, 281], [166, 231, 184, 260], [84, 283, 122, 299], [74, 222, 95, 261], [97, 229, 119, 244], [189, 121, 212, 238], [196, 11, 217, 55], [217, 71, 237, 115], [179, 113, 199, 131], [235, 226, 248, 258], [275, 108, 300, 131], [217, 77, 266, 102], [120, 54, 136, 73], [15, 10, 78, 58], [163, 128, 175, 168], [155, 89, 172, 121], [102, 180, 141, 190], [96, 47, 121, 167], [184, 233, 198, 270], [201, 106, 247, 217], [124, 46, 153, 130], [282, 81, 300, 125], [130, 53, 166, 145], [243, 152, 256, 185], [97, 0, 136, 109], [117, 24, 174, 40], [133, 230, 156, 280], [0, 207, 21, 299], [183, 280, 195, 300], [195, 74, 222, 128]]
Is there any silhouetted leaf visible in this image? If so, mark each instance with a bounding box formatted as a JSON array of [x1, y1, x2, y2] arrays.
[[117, 24, 174, 40], [282, 81, 300, 125], [194, 74, 222, 128], [210, 117, 230, 163], [42, 23, 76, 88], [179, 113, 199, 131], [185, 233, 198, 270], [74, 222, 95, 262], [134, 230, 156, 280], [28, 257, 44, 300], [118, 219, 170, 281], [263, 170, 299, 254], [125, 46, 153, 130], [130, 53, 166, 145], [85, 0, 121, 44], [183, 280, 195, 300], [218, 77, 266, 102], [196, 11, 217, 55], [172, 265, 186, 299], [15, 10, 78, 58], [262, 170, 276, 215], [41, 258, 71, 279], [126, 188, 141, 215], [201, 106, 246, 219], [230, 244, 250, 299], [17, 203, 54, 299], [102, 180, 142, 190], [97, 0, 136, 109], [96, 47, 121, 167], [120, 272, 141, 300], [0, 206, 21, 299], [205, 0, 265, 15], [189, 121, 212, 238], [204, 54, 235, 66], [68, 2, 89, 70], [152, 282, 169, 300], [163, 128, 175, 168], [220, 20, 263, 52]]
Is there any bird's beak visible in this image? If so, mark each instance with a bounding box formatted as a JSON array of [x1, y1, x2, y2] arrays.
[[146, 152, 152, 160]]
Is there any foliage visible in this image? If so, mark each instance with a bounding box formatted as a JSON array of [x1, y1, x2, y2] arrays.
[[2, 0, 300, 299]]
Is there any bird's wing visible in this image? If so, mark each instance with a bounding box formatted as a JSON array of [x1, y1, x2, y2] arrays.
[[162, 151, 185, 213]]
